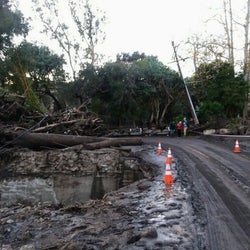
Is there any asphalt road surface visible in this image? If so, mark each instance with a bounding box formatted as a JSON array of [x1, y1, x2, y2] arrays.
[[142, 136, 250, 250]]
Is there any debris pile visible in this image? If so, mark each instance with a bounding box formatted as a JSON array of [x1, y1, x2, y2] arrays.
[[0, 92, 106, 136]]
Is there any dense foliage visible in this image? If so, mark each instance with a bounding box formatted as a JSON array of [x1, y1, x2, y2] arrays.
[[189, 60, 246, 124], [2, 41, 66, 112], [65, 54, 184, 128]]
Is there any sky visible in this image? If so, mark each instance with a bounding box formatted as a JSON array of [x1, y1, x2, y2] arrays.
[[98, 0, 214, 56], [17, 0, 247, 77]]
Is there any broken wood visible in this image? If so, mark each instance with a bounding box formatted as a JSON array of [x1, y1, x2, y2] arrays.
[[32, 119, 84, 132]]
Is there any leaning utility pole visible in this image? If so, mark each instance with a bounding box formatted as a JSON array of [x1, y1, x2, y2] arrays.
[[172, 41, 199, 125]]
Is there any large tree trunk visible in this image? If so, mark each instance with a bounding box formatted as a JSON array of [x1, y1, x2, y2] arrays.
[[12, 132, 102, 149], [8, 132, 143, 150], [223, 0, 234, 66]]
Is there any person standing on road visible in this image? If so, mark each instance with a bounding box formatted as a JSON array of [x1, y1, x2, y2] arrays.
[[169, 121, 175, 136], [183, 117, 188, 136], [177, 121, 182, 137]]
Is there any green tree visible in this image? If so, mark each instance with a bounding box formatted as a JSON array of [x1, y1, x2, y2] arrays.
[[70, 63, 99, 105], [72, 53, 182, 128], [5, 42, 66, 111], [116, 51, 146, 62], [0, 0, 28, 51], [191, 60, 246, 123], [0, 0, 29, 86], [95, 61, 135, 126], [135, 56, 182, 128]]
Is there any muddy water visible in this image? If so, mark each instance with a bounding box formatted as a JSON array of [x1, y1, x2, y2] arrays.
[[0, 169, 143, 207]]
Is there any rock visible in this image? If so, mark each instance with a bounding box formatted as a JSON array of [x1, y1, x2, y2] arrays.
[[219, 128, 232, 134], [141, 228, 158, 238], [6, 219, 14, 224], [127, 234, 141, 244], [19, 244, 35, 250], [137, 180, 152, 191], [2, 245, 13, 250], [203, 129, 216, 135]]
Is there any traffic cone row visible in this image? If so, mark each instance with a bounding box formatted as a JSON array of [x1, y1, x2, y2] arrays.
[[233, 139, 241, 153], [164, 147, 174, 185], [155, 143, 174, 185], [160, 139, 241, 186]]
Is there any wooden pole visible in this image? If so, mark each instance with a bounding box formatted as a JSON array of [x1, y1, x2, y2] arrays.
[[172, 41, 199, 125]]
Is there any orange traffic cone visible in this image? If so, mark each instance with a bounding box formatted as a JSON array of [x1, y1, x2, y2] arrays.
[[165, 147, 173, 164], [157, 142, 162, 155], [233, 139, 241, 153], [164, 163, 174, 184]]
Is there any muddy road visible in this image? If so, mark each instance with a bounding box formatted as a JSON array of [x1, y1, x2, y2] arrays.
[[1, 135, 250, 249], [142, 136, 250, 250]]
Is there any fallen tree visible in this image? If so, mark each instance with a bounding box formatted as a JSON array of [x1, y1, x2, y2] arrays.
[[2, 132, 143, 150], [0, 94, 143, 151]]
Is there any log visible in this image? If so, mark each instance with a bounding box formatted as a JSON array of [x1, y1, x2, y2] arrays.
[[10, 132, 143, 150], [84, 137, 143, 150], [12, 132, 104, 149], [32, 119, 83, 132]]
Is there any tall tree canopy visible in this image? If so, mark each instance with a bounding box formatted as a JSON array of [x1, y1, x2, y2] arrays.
[[190, 60, 246, 124], [31, 0, 106, 79], [68, 53, 183, 128], [0, 0, 29, 86], [4, 42, 66, 111], [0, 0, 28, 51], [182, 0, 250, 132]]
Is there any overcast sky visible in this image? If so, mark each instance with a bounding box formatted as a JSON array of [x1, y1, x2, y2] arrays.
[[86, 0, 222, 74], [17, 0, 247, 76]]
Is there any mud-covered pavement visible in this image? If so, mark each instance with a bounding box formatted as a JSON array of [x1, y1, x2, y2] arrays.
[[1, 135, 250, 249], [143, 136, 250, 250]]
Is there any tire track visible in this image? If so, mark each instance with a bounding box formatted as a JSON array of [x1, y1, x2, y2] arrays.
[[142, 137, 250, 249], [173, 145, 250, 250]]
